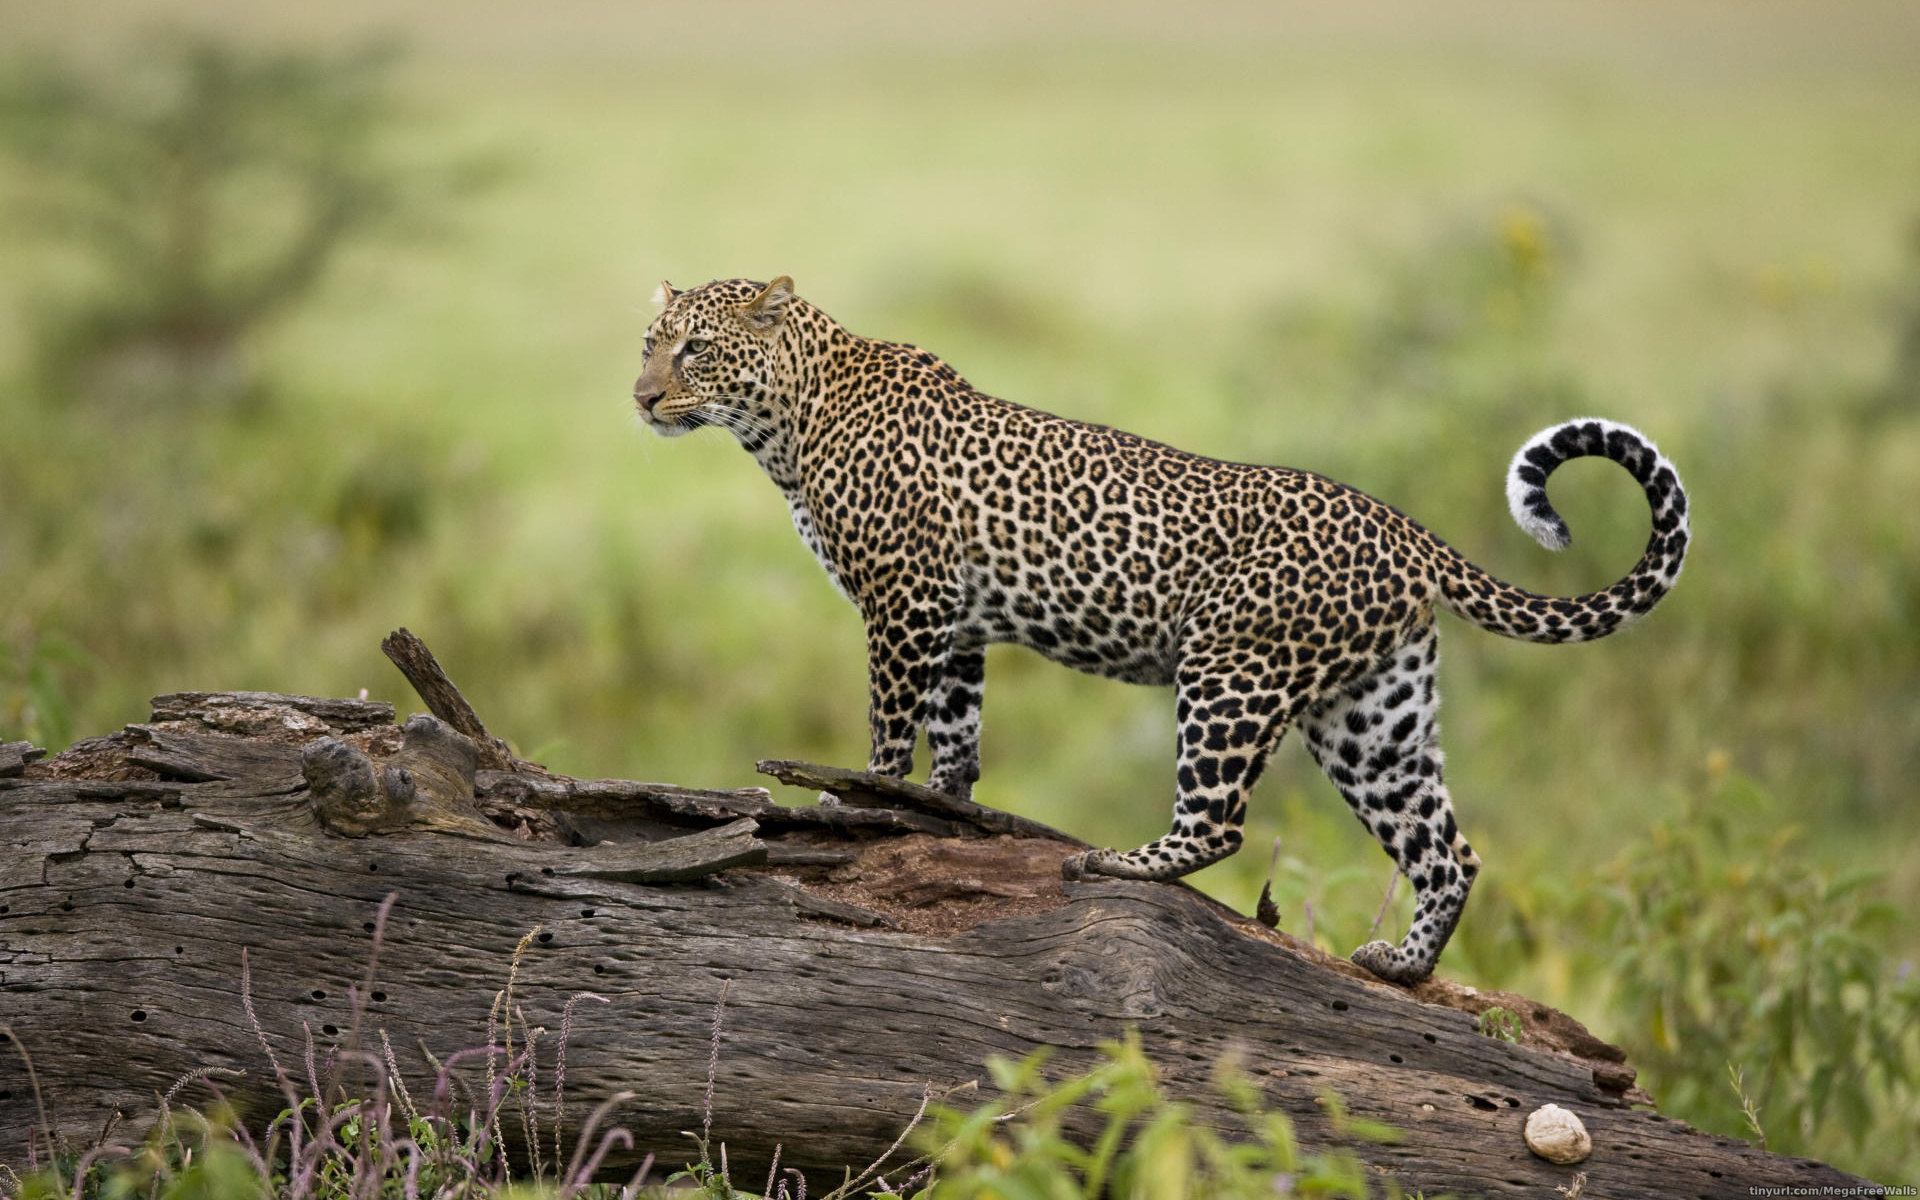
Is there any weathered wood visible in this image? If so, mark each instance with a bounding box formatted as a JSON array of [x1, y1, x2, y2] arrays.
[[304, 713, 499, 838], [149, 691, 395, 736], [0, 691, 1875, 1198], [123, 725, 306, 787], [480, 770, 964, 838], [0, 742, 42, 779], [757, 759, 1087, 844], [549, 817, 768, 883], [380, 627, 520, 771]]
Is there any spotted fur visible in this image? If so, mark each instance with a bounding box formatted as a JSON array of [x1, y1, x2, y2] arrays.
[[632, 277, 1690, 984]]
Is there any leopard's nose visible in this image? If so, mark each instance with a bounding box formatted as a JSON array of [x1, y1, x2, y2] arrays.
[[633, 381, 664, 413]]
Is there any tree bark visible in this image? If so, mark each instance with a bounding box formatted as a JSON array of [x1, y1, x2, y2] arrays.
[[0, 659, 1873, 1197]]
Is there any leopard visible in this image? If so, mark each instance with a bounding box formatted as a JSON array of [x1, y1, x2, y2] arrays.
[[631, 275, 1689, 984]]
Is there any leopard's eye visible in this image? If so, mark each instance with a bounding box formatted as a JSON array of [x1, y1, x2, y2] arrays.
[[685, 338, 711, 355]]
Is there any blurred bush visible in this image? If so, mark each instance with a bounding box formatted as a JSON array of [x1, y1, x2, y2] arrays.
[[1597, 775, 1920, 1168], [0, 33, 497, 409]]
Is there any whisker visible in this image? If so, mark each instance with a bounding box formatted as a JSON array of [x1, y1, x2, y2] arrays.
[[701, 400, 777, 443]]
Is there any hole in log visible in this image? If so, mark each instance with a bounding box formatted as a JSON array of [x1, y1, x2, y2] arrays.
[[371, 991, 387, 1002], [1329, 999, 1349, 1011], [131, 1011, 147, 1022], [1533, 1007, 1551, 1020], [368, 861, 378, 873], [538, 932, 553, 943], [364, 922, 377, 932], [174, 946, 183, 954], [323, 1024, 339, 1036], [506, 873, 519, 887], [1465, 1095, 1498, 1111], [123, 879, 135, 889], [593, 964, 605, 975], [312, 989, 327, 1000], [541, 867, 555, 877], [0, 1090, 11, 1099], [1, 904, 8, 913], [581, 909, 596, 918], [1505, 1097, 1519, 1107], [1422, 1032, 1436, 1043], [1388, 1054, 1403, 1064], [60, 900, 74, 912]]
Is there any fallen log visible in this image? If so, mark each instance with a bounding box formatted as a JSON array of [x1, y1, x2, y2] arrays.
[[0, 638, 1873, 1197]]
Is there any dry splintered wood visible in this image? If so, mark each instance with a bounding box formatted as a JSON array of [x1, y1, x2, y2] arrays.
[[0, 686, 1876, 1198], [0, 742, 44, 779], [380, 627, 520, 771], [756, 758, 1087, 844]]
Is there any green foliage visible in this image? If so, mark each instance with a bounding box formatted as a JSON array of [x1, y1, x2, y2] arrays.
[[8, 1104, 266, 1200], [1589, 774, 1920, 1166], [8, 1101, 518, 1200], [919, 1035, 1400, 1200]]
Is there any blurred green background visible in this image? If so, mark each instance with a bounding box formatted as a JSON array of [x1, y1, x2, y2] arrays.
[[2, 0, 1916, 1178]]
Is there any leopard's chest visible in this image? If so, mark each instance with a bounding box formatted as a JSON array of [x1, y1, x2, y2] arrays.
[[781, 487, 849, 601]]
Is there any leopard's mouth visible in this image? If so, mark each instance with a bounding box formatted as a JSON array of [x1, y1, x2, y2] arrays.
[[642, 398, 703, 437]]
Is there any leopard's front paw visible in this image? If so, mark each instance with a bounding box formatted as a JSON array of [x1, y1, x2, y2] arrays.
[[1350, 939, 1433, 985]]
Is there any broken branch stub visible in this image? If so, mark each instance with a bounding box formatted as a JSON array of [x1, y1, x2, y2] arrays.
[[380, 627, 520, 771]]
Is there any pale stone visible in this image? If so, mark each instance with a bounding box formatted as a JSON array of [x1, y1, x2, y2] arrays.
[[1524, 1103, 1593, 1164]]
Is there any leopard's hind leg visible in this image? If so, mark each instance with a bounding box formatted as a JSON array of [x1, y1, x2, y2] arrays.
[[1299, 625, 1479, 984]]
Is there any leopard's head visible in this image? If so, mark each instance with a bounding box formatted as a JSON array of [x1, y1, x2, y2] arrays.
[[633, 276, 795, 443]]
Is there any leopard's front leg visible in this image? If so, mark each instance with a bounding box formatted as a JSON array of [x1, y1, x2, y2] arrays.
[[860, 610, 957, 781]]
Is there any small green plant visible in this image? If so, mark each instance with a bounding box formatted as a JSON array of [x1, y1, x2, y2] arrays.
[[1728, 1064, 1768, 1151], [1476, 1007, 1521, 1045]]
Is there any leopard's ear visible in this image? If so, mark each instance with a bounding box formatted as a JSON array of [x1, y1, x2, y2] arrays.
[[741, 276, 794, 331], [651, 280, 680, 306]]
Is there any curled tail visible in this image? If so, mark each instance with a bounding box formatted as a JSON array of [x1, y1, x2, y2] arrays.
[[1436, 418, 1689, 644]]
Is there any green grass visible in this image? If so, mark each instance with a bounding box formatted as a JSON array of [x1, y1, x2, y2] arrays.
[[3, 1, 1919, 1180]]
